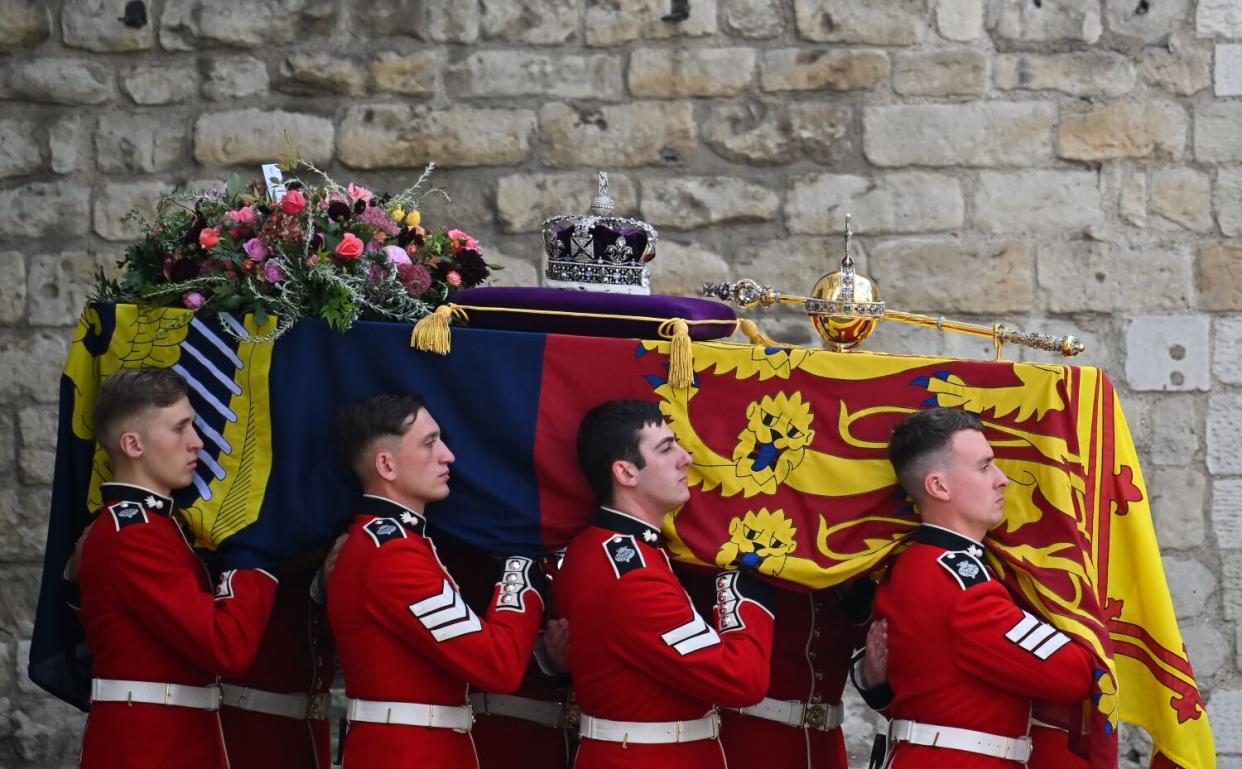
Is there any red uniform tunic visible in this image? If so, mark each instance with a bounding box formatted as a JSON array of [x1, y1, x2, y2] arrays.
[[557, 508, 776, 769], [220, 562, 335, 769], [79, 483, 278, 769], [327, 496, 544, 769], [873, 525, 1095, 768]]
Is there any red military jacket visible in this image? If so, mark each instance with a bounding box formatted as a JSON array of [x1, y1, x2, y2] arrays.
[[79, 482, 278, 769], [873, 524, 1095, 768], [327, 495, 545, 769], [556, 508, 776, 769]]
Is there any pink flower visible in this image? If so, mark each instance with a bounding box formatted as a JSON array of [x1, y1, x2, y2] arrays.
[[243, 238, 270, 262], [347, 183, 373, 204], [281, 189, 307, 215], [446, 229, 479, 253], [226, 206, 257, 227], [335, 232, 364, 259], [198, 227, 220, 250], [264, 261, 285, 283], [384, 244, 412, 266], [183, 291, 205, 309], [446, 270, 462, 287]]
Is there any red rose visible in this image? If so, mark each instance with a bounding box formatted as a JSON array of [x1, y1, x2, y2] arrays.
[[335, 232, 364, 259], [281, 189, 307, 215], [198, 227, 220, 250]]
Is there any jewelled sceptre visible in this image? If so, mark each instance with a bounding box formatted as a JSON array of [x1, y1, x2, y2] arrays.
[[704, 214, 1085, 359]]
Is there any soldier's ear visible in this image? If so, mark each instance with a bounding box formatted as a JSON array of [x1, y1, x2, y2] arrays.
[[923, 470, 951, 503], [118, 430, 143, 460], [373, 449, 398, 482], [611, 459, 638, 490]]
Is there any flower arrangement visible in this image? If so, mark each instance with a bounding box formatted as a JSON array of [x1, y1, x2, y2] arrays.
[[91, 162, 498, 339]]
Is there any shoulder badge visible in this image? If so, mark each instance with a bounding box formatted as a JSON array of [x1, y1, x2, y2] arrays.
[[108, 500, 149, 531], [363, 517, 407, 548], [937, 550, 990, 590], [602, 534, 646, 579]]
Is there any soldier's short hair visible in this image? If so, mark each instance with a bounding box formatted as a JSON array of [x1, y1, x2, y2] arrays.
[[334, 393, 428, 481], [576, 399, 665, 506], [889, 407, 983, 502], [94, 367, 190, 450]]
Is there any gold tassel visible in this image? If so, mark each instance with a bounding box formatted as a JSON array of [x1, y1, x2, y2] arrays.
[[410, 304, 457, 355], [667, 318, 693, 389], [739, 318, 779, 347]]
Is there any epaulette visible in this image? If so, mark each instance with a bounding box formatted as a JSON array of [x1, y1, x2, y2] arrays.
[[602, 534, 646, 579], [363, 517, 407, 548], [937, 549, 990, 590], [108, 500, 149, 531]]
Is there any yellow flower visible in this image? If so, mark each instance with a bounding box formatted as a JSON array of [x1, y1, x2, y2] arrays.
[[390, 207, 405, 223], [405, 210, 421, 228]]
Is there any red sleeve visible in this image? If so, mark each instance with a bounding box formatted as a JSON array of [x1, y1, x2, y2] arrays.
[[110, 524, 278, 678], [365, 544, 543, 694]]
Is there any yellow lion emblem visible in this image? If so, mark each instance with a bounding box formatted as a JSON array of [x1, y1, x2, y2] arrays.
[[729, 393, 817, 496], [716, 508, 798, 576]]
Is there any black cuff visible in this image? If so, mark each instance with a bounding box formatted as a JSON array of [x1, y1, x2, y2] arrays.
[[836, 577, 876, 626], [850, 647, 894, 711]]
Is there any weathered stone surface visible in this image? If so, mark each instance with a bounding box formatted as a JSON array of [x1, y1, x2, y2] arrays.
[[991, 0, 1102, 42], [0, 118, 43, 178], [1198, 0, 1242, 37], [539, 102, 695, 168], [94, 181, 170, 242], [1161, 556, 1216, 619], [703, 100, 849, 165], [1217, 316, 1242, 385], [760, 49, 888, 92], [8, 689, 87, 763], [1058, 101, 1186, 161], [1139, 36, 1212, 96], [1119, 167, 1147, 227], [340, 105, 532, 169], [1145, 394, 1203, 466], [650, 241, 731, 296], [723, 0, 785, 38], [892, 49, 986, 96], [1148, 168, 1213, 232], [585, 0, 718, 47], [1217, 692, 1242, 755], [26, 251, 102, 325], [870, 239, 1031, 314], [1124, 315, 1210, 392], [194, 109, 333, 167], [1149, 467, 1206, 549], [0, 253, 25, 325], [480, 0, 578, 44], [0, 0, 51, 51], [49, 115, 91, 175], [280, 53, 367, 96], [120, 63, 198, 105], [1198, 242, 1242, 310], [368, 52, 436, 96], [864, 103, 1055, 167], [0, 331, 69, 405], [787, 173, 964, 235], [794, 0, 925, 45], [632, 47, 755, 97], [736, 237, 857, 299], [1037, 240, 1193, 312], [447, 52, 623, 100], [160, 0, 337, 50], [1181, 622, 1227, 679], [1105, 0, 1190, 43], [95, 113, 187, 173], [488, 256, 539, 288], [496, 172, 638, 232], [1225, 549, 1242, 621], [0, 58, 113, 105], [1214, 480, 1242, 552], [203, 57, 270, 101], [1220, 44, 1242, 97], [975, 171, 1103, 234], [641, 176, 780, 230], [994, 52, 1135, 97], [1195, 102, 1242, 162], [1210, 394, 1242, 475], [0, 183, 91, 239], [62, 0, 154, 51], [935, 0, 982, 40]]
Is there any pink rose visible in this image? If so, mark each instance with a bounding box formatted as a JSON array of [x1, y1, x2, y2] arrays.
[[243, 238, 270, 262], [183, 291, 205, 309], [383, 244, 412, 266], [198, 227, 220, 250], [281, 189, 307, 215], [335, 232, 364, 259], [446, 270, 462, 287], [446, 229, 479, 253], [347, 183, 373, 204], [265, 261, 285, 283]]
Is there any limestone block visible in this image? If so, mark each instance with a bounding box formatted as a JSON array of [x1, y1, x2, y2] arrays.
[[1195, 102, 1242, 162], [1058, 101, 1187, 161], [62, 0, 154, 51], [0, 331, 70, 404], [631, 47, 755, 97], [0, 118, 43, 178], [0, 253, 25, 325], [93, 181, 171, 242], [1124, 315, 1209, 392], [203, 57, 270, 101], [990, 0, 1102, 42], [0, 0, 51, 51], [1161, 556, 1216, 619], [1216, 316, 1242, 385], [641, 176, 779, 230], [160, 0, 338, 51], [1219, 169, 1242, 238], [974, 171, 1103, 235], [1119, 167, 1147, 227], [760, 49, 888, 92], [892, 49, 986, 96], [539, 102, 695, 168], [26, 251, 103, 326], [934, 0, 982, 41], [0, 487, 43, 560], [368, 51, 435, 96], [865, 315, 1012, 360], [1214, 479, 1242, 549], [49, 115, 90, 175], [280, 53, 367, 96], [1198, 242, 1242, 310], [650, 241, 731, 296], [480, 0, 578, 45], [1148, 467, 1206, 549], [723, 0, 785, 38], [1209, 394, 1242, 475], [1146, 395, 1202, 466], [496, 172, 638, 233], [1198, 0, 1242, 37], [1105, 0, 1190, 43], [448, 52, 622, 100], [793, 0, 926, 45], [585, 0, 718, 47], [1139, 38, 1212, 96], [419, 1, 480, 43], [1181, 622, 1227, 679], [120, 63, 198, 105], [95, 112, 187, 173], [994, 52, 1135, 97], [735, 237, 859, 299], [703, 101, 850, 165], [194, 109, 333, 167], [1217, 44, 1242, 96], [9, 696, 87, 765], [1225, 551, 1242, 621], [870, 239, 1032, 314], [787, 173, 964, 235], [339, 105, 532, 169], [0, 58, 113, 105], [16, 405, 55, 452], [1011, 315, 1119, 371], [487, 257, 539, 288], [0, 182, 91, 238], [864, 103, 1055, 167], [1208, 690, 1242, 754], [1148, 168, 1213, 232], [17, 446, 52, 485], [1036, 240, 1192, 313]]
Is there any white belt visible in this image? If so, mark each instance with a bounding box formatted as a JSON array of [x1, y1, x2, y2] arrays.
[[347, 698, 473, 732], [220, 684, 330, 721], [579, 712, 720, 744], [469, 692, 566, 729], [736, 698, 843, 731], [889, 719, 1032, 763], [90, 678, 221, 711]]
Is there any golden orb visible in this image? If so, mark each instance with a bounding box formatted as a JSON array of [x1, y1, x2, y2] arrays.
[[809, 269, 882, 351]]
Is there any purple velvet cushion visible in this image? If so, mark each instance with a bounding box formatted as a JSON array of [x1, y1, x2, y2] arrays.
[[453, 287, 737, 341]]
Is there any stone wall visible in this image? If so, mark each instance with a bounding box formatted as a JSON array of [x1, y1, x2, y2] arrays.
[[0, 0, 1239, 765]]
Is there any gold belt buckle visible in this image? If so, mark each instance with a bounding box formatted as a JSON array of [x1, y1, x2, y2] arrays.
[[803, 703, 827, 729]]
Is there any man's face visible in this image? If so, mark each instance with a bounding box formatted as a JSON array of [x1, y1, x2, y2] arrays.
[[630, 421, 693, 513], [942, 429, 1009, 532], [134, 396, 203, 494], [386, 408, 455, 509]]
